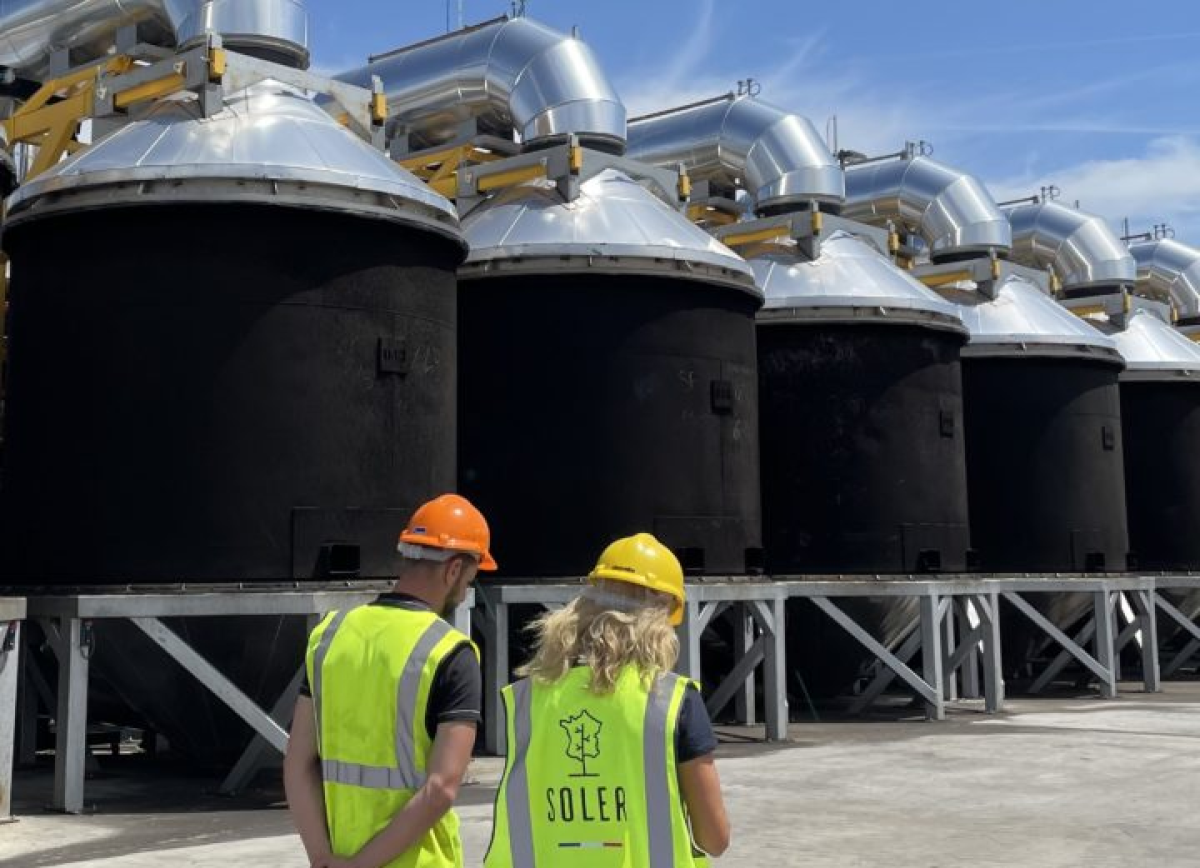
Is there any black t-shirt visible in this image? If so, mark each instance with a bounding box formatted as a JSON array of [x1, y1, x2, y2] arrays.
[[676, 683, 718, 763], [299, 593, 482, 740]]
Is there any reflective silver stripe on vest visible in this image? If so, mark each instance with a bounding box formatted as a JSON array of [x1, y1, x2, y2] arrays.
[[395, 618, 454, 789], [504, 678, 537, 868], [311, 609, 349, 749], [643, 673, 679, 868], [321, 758, 425, 790]]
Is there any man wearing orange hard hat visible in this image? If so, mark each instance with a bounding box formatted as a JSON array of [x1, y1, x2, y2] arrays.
[[284, 494, 497, 868]]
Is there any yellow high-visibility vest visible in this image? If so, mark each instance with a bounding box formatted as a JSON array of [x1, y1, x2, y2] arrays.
[[306, 605, 473, 868], [486, 665, 703, 868]]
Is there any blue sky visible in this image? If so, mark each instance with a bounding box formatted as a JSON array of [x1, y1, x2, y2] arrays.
[[310, 0, 1200, 241]]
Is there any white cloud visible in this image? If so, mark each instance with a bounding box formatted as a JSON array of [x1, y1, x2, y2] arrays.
[[987, 136, 1200, 244]]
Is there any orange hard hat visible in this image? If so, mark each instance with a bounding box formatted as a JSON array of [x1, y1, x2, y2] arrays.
[[398, 493, 497, 571]]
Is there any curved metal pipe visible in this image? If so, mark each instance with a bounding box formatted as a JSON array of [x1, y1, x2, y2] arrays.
[[335, 16, 625, 153], [0, 0, 308, 76], [625, 94, 843, 213], [1129, 238, 1200, 319], [1006, 200, 1135, 291], [843, 156, 1012, 261]]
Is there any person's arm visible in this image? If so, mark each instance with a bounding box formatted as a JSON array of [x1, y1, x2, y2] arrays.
[[679, 754, 731, 857], [283, 696, 335, 867], [346, 721, 477, 868]]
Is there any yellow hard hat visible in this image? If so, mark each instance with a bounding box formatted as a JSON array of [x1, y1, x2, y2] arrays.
[[587, 533, 685, 626]]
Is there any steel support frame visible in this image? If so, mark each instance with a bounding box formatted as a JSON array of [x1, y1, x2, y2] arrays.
[[26, 589, 396, 814], [837, 590, 1004, 717], [475, 583, 789, 756], [778, 581, 1006, 720], [1154, 577, 1200, 677], [1001, 578, 1158, 698], [0, 598, 26, 822]]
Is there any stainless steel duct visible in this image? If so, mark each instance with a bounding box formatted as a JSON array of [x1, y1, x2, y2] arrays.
[[1006, 200, 1135, 292], [843, 156, 1012, 260], [335, 16, 625, 154], [1129, 239, 1200, 320], [0, 0, 308, 76], [625, 94, 844, 214]]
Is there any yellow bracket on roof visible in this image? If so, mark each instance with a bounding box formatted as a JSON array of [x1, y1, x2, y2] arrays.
[[686, 203, 738, 226], [917, 270, 973, 288], [396, 143, 504, 198], [2, 56, 135, 180], [720, 226, 790, 248]]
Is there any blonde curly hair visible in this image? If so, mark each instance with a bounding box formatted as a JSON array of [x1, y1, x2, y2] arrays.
[[516, 579, 680, 694]]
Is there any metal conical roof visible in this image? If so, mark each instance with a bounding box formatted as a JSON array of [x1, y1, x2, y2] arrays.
[[459, 168, 758, 294], [939, 274, 1121, 363], [748, 230, 965, 331], [1108, 308, 1200, 381], [5, 81, 462, 241]]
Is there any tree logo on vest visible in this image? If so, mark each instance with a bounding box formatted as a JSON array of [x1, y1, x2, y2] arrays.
[[560, 711, 602, 777]]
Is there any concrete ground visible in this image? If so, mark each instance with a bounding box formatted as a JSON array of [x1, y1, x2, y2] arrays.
[[3, 681, 1199, 868]]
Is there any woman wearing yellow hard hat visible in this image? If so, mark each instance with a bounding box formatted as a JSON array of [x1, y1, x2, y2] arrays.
[[486, 533, 730, 867]]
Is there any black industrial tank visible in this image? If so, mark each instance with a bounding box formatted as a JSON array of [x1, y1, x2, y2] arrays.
[[743, 231, 971, 699], [457, 170, 763, 577], [1109, 309, 1200, 570], [1121, 382, 1200, 569], [759, 323, 970, 573], [1, 205, 461, 582], [459, 273, 761, 576], [962, 357, 1128, 572], [0, 83, 466, 762]]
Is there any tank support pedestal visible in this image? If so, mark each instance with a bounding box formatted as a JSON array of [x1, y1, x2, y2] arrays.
[[0, 598, 26, 822]]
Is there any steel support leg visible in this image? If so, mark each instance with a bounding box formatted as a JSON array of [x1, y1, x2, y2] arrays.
[[675, 597, 704, 682], [452, 601, 471, 638], [732, 606, 756, 725], [754, 597, 787, 741], [1129, 590, 1160, 692], [51, 618, 89, 814], [920, 594, 946, 721], [478, 592, 509, 756], [1, 622, 19, 822], [16, 634, 38, 767], [957, 598, 982, 699], [941, 602, 958, 702], [975, 593, 1004, 713], [1093, 591, 1118, 698]]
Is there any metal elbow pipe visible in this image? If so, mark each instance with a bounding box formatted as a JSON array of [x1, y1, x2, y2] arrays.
[[0, 0, 308, 76], [626, 94, 844, 214], [1129, 239, 1200, 320], [1005, 200, 1135, 292], [843, 156, 1012, 261], [336, 16, 626, 153]]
